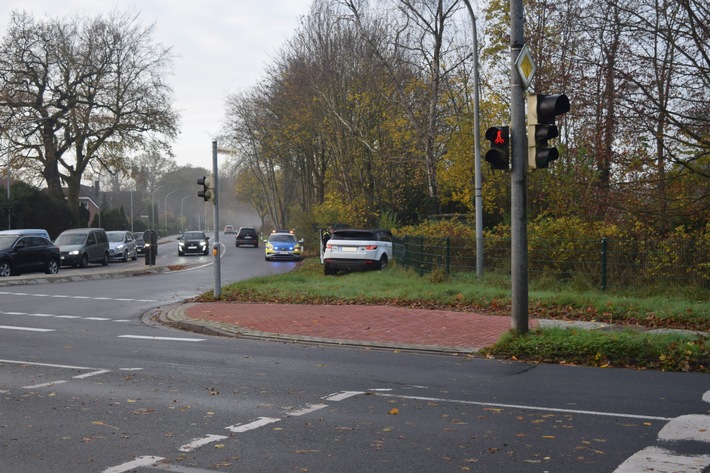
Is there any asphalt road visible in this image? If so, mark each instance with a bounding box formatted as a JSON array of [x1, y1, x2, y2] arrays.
[[0, 233, 708, 472]]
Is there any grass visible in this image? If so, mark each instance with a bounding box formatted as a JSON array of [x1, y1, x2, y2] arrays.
[[200, 257, 710, 373]]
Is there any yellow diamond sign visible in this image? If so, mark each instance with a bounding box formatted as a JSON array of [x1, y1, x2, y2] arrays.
[[516, 45, 536, 89]]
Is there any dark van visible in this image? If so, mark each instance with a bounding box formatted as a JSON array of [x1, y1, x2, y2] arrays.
[[54, 228, 110, 267]]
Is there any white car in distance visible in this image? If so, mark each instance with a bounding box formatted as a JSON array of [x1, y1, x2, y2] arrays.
[[323, 229, 393, 275]]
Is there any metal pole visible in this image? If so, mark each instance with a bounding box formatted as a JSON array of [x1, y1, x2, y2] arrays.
[[151, 184, 164, 232], [510, 0, 529, 333], [462, 0, 484, 280], [212, 140, 221, 299], [164, 190, 177, 235], [3, 136, 10, 230]]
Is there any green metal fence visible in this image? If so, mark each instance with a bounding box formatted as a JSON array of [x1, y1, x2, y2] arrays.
[[392, 235, 710, 291]]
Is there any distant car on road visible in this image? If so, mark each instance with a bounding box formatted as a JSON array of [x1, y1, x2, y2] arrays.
[[54, 228, 110, 267], [133, 232, 146, 254], [0, 233, 61, 277], [264, 230, 303, 261], [178, 231, 210, 256], [323, 228, 393, 275], [236, 227, 259, 248], [107, 230, 138, 262], [224, 225, 235, 234]]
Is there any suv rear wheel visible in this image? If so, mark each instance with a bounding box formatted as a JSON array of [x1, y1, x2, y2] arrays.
[[378, 255, 388, 270]]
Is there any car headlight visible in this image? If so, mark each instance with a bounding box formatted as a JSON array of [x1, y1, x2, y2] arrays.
[[116, 244, 125, 251], [69, 250, 79, 255], [200, 240, 207, 247], [266, 243, 274, 250]]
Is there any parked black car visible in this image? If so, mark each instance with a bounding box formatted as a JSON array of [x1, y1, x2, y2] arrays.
[[236, 227, 259, 248], [0, 233, 61, 277], [178, 231, 210, 256]]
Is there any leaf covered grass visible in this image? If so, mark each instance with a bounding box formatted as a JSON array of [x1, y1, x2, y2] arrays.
[[203, 257, 709, 372], [481, 328, 708, 373]]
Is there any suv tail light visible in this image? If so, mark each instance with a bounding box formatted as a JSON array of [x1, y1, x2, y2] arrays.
[[365, 245, 378, 250]]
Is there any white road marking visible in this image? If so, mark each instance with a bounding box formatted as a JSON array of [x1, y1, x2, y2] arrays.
[[23, 380, 67, 389], [0, 325, 55, 332], [374, 392, 673, 421], [613, 446, 710, 473], [0, 310, 138, 323], [225, 416, 281, 433], [286, 404, 328, 416], [0, 359, 94, 370], [0, 290, 157, 303], [118, 335, 205, 342], [178, 434, 229, 452], [324, 391, 364, 402], [102, 455, 164, 473], [73, 370, 111, 379]]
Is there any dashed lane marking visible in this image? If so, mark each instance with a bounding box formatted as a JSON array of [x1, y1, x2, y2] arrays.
[[178, 434, 229, 452], [1, 310, 135, 323], [0, 290, 157, 303], [102, 456, 165, 473], [0, 325, 55, 332], [118, 335, 205, 342], [225, 416, 281, 433]]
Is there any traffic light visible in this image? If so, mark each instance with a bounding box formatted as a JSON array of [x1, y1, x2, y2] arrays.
[[485, 126, 510, 170], [197, 175, 215, 202], [527, 93, 570, 169]]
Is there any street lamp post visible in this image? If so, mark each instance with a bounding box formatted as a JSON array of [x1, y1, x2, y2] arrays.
[[151, 184, 165, 231], [180, 194, 193, 231], [164, 190, 177, 236], [463, 0, 483, 279]]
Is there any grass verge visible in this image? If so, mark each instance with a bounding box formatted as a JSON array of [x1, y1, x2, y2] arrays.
[[200, 257, 709, 373]]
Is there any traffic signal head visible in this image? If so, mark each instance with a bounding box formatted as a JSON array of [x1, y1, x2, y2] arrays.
[[197, 175, 215, 201], [527, 93, 569, 169], [484, 126, 510, 170]]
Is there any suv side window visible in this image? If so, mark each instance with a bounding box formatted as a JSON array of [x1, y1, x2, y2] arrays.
[[87, 233, 96, 245]]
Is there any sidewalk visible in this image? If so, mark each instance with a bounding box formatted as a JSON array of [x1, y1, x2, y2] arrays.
[[159, 302, 541, 354]]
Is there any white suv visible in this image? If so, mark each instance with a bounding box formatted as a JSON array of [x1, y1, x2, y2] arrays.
[[323, 229, 393, 275]]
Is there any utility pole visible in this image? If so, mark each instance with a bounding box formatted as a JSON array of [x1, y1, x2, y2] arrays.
[[510, 0, 529, 332]]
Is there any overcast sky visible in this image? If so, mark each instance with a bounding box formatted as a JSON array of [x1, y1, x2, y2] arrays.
[[0, 0, 313, 171]]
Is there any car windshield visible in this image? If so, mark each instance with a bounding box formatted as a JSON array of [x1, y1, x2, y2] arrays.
[[107, 232, 125, 242], [0, 235, 17, 250], [55, 234, 86, 245], [133, 234, 144, 242], [183, 232, 206, 240], [270, 234, 296, 243]]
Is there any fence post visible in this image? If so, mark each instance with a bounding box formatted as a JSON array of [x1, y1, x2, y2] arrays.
[[601, 237, 607, 291], [445, 236, 451, 276], [403, 236, 409, 270], [418, 236, 424, 275]]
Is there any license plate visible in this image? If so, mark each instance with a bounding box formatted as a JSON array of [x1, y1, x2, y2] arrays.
[[341, 246, 357, 252], [188, 245, 197, 249], [279, 251, 290, 255]]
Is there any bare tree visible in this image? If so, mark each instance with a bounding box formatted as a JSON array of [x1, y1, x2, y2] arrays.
[[0, 9, 178, 223]]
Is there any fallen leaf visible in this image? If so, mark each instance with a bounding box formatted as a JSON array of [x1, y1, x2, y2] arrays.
[[389, 408, 399, 415]]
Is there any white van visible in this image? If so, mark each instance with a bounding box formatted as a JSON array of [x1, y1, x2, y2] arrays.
[[0, 229, 51, 240]]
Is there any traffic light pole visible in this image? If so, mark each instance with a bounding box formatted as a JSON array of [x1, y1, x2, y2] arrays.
[[509, 0, 529, 333], [211, 140, 222, 299]]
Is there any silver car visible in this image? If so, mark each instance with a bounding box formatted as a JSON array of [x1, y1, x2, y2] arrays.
[[107, 230, 138, 262]]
